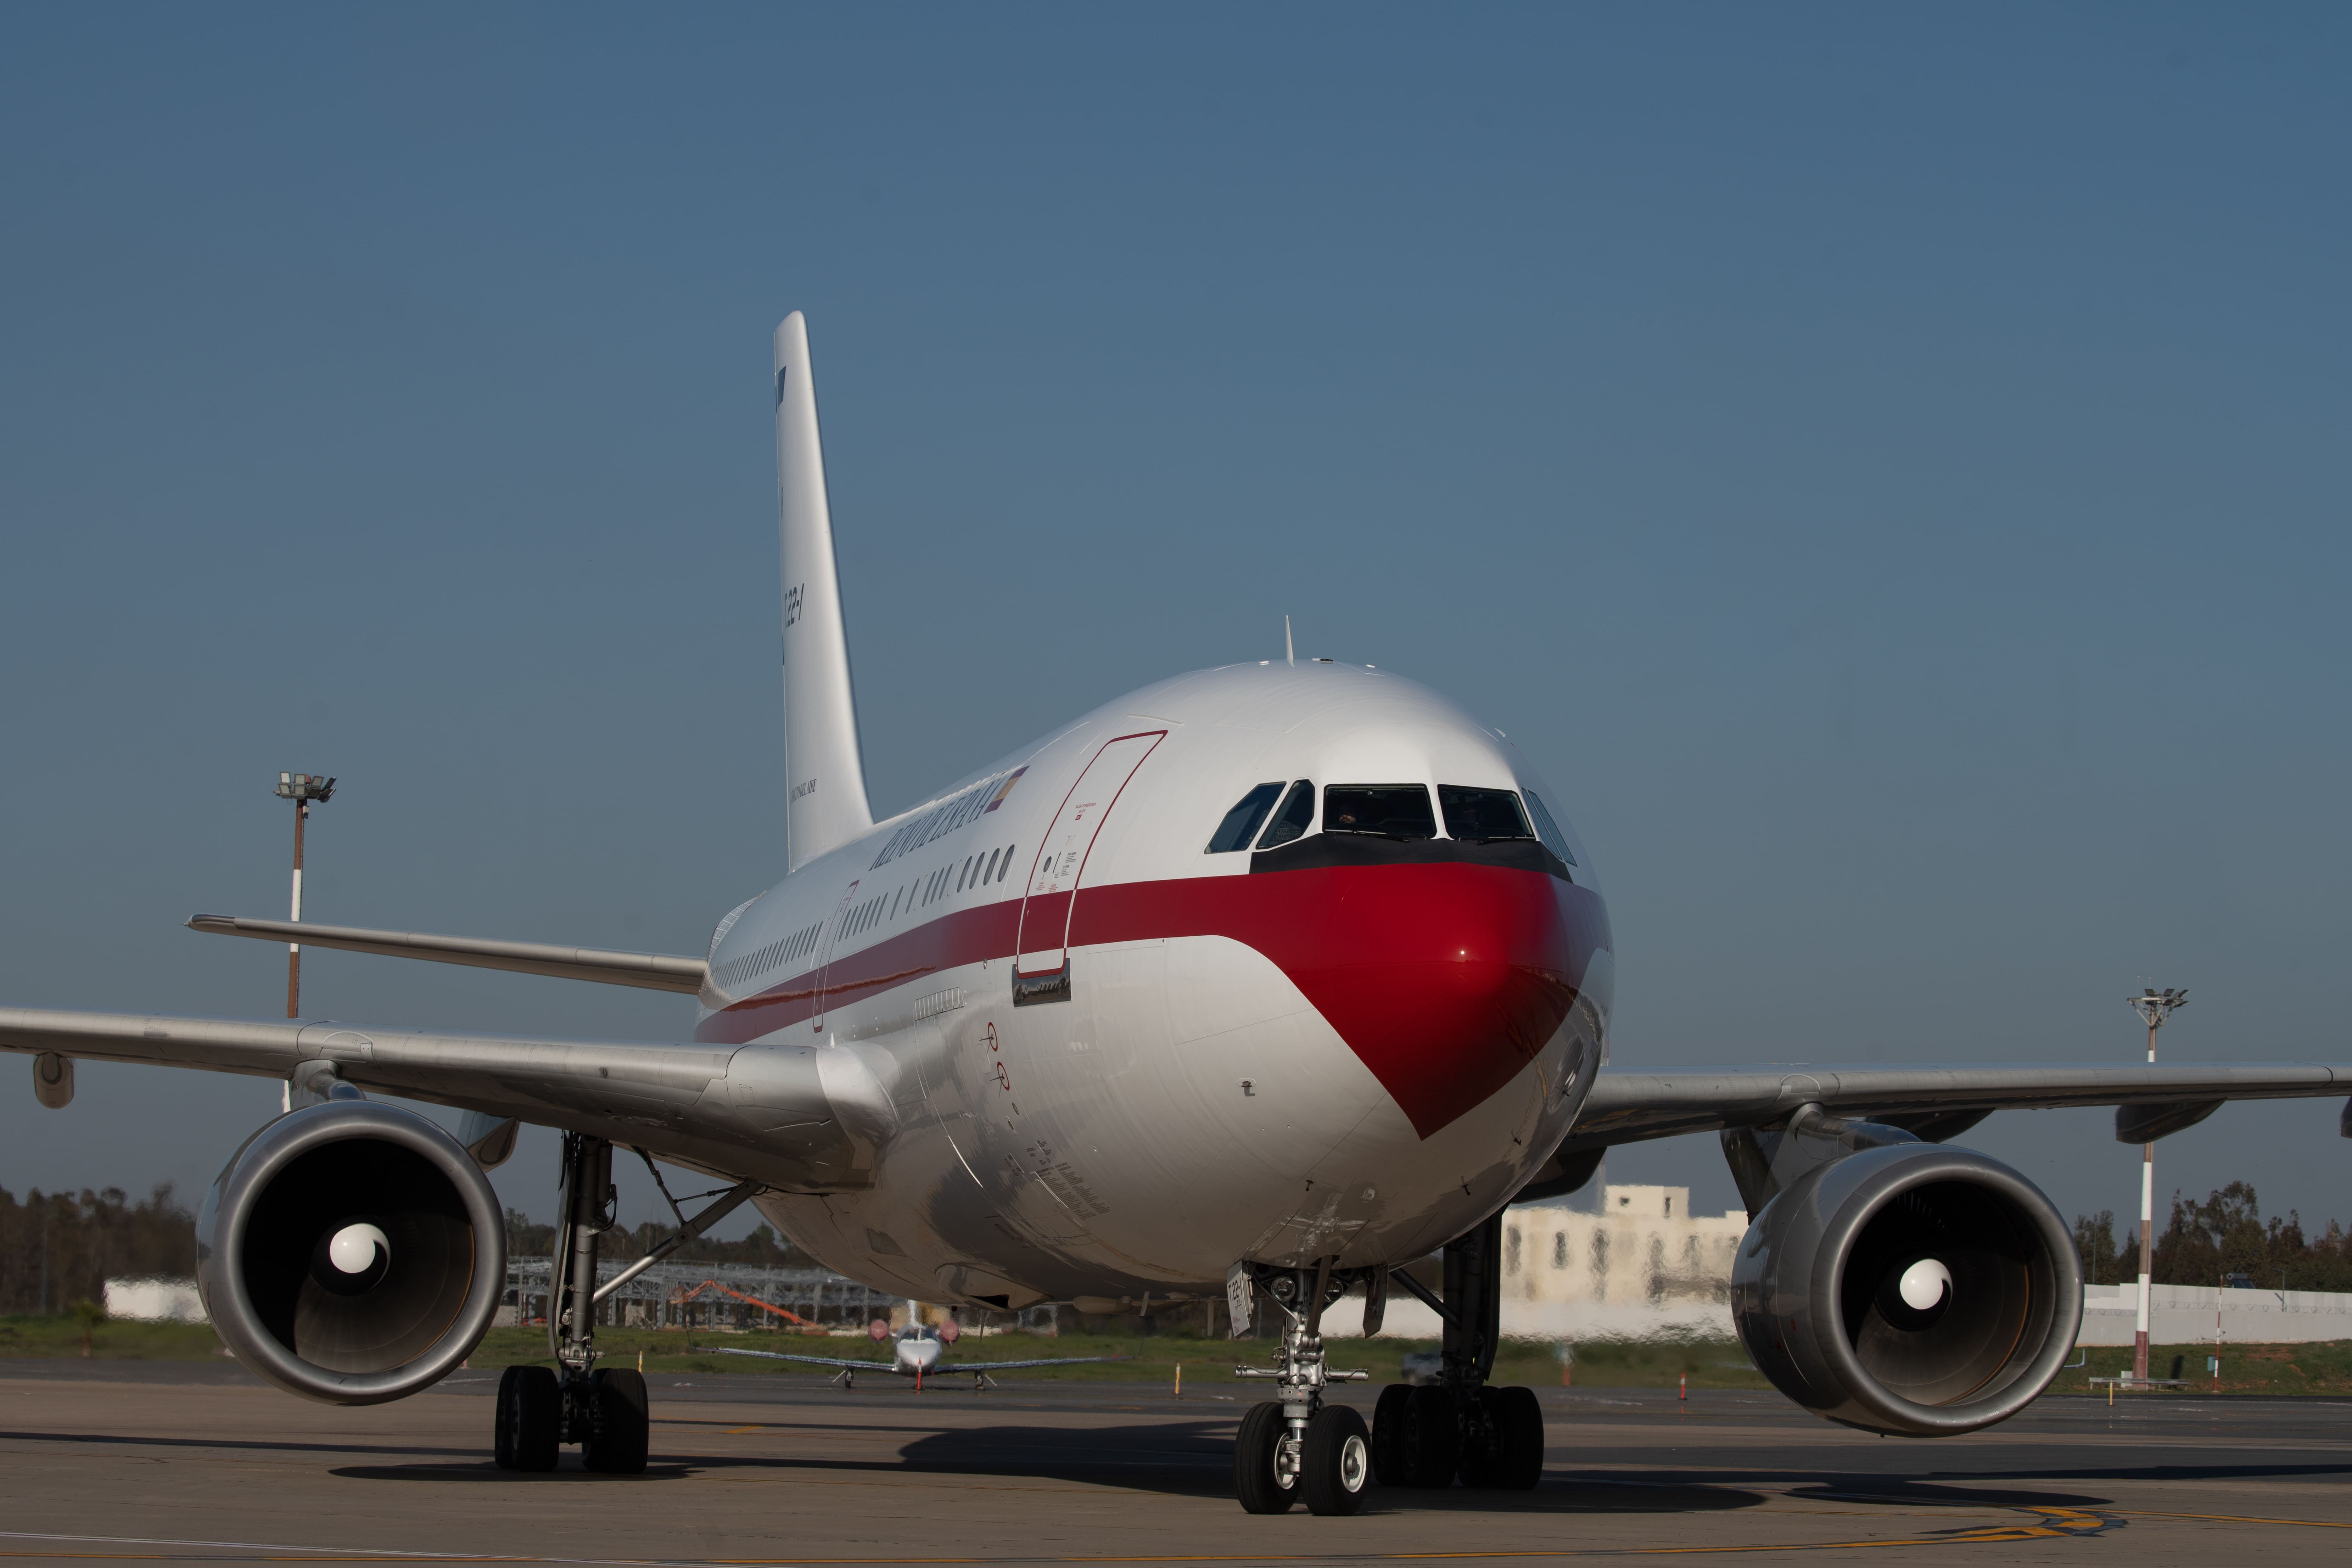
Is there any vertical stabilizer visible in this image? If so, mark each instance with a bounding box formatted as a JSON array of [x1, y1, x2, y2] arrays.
[[774, 313, 874, 871]]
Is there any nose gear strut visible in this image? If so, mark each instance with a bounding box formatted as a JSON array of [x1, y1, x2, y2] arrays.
[[1231, 1256, 1374, 1514]]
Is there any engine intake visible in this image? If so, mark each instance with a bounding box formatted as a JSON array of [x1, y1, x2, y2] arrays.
[[1729, 1142, 2080, 1436], [197, 1101, 506, 1405]]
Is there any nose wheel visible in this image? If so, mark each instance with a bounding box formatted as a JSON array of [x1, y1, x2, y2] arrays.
[[1231, 1260, 1374, 1514]]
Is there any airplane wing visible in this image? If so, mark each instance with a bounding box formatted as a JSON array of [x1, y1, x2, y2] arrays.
[[1513, 1061, 2352, 1200], [691, 1345, 893, 1371], [0, 1005, 891, 1191], [185, 914, 707, 994], [1566, 1062, 2352, 1147], [936, 1354, 1126, 1372]]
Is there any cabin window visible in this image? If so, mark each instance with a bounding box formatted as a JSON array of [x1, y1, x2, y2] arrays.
[[1322, 784, 1436, 841], [1522, 791, 1579, 865], [1206, 782, 1284, 853], [1439, 785, 1533, 842], [998, 844, 1015, 881], [985, 848, 1002, 883], [1254, 780, 1316, 849]]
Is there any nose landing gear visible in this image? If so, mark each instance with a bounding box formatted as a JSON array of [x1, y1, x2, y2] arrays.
[[1232, 1258, 1374, 1514]]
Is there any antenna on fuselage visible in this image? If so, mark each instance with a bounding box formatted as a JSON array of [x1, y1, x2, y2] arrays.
[[1284, 615, 1294, 667]]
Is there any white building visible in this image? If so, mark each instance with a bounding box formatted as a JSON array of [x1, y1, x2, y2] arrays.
[[103, 1276, 207, 1323], [1325, 1185, 1749, 1341], [1496, 1185, 1747, 1339]]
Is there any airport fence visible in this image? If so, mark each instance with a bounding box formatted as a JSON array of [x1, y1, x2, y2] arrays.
[[502, 1256, 1061, 1334]]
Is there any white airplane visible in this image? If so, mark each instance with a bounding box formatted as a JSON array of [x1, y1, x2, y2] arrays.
[[690, 1308, 1120, 1389], [4, 313, 2347, 1516]]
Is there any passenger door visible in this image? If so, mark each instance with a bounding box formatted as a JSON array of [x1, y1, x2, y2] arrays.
[[1013, 731, 1165, 995]]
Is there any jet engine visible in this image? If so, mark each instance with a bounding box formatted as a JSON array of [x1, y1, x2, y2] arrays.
[[1729, 1141, 2081, 1437], [197, 1100, 506, 1405]]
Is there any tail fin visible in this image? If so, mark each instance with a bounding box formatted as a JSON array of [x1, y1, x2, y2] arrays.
[[774, 312, 874, 872]]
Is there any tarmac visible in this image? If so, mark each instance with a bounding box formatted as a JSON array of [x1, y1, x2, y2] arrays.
[[0, 1360, 2348, 1565]]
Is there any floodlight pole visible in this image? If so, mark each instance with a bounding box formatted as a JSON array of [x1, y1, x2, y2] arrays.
[[2127, 986, 2187, 1382], [275, 772, 336, 1018]]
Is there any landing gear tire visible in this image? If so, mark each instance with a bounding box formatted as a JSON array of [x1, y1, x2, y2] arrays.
[[1234, 1401, 1301, 1514], [581, 1367, 650, 1474], [1301, 1404, 1371, 1516], [1402, 1385, 1458, 1488], [494, 1365, 560, 1472], [1460, 1385, 1542, 1490], [1370, 1383, 1414, 1486]]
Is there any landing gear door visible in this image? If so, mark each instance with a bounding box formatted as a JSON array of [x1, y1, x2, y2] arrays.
[[1013, 731, 1165, 987]]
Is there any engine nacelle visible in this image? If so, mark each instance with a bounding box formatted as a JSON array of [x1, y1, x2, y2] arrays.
[[1729, 1142, 2081, 1437], [197, 1101, 506, 1405]]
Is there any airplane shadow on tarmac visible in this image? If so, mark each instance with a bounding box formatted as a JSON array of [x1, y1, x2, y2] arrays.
[[307, 1415, 2352, 1510], [328, 1422, 1766, 1511]]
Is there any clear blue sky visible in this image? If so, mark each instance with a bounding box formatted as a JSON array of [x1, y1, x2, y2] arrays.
[[2, 5, 2346, 1239]]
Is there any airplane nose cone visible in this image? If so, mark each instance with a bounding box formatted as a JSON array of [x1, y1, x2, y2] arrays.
[[1260, 860, 1609, 1137]]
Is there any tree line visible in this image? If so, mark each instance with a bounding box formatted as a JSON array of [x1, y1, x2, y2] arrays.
[[504, 1209, 810, 1269], [2075, 1181, 2352, 1292], [0, 1185, 816, 1320], [0, 1186, 196, 1315], [19, 1178, 2344, 1319]]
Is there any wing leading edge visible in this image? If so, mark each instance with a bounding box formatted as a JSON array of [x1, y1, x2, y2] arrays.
[[0, 1006, 890, 1192], [1559, 1063, 2352, 1152]]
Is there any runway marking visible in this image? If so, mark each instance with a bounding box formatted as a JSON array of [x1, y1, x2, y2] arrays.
[[724, 1428, 766, 1434], [0, 1506, 2119, 1563], [2121, 1510, 2352, 1528]]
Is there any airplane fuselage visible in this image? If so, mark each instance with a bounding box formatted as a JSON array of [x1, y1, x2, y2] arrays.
[[696, 659, 1613, 1312]]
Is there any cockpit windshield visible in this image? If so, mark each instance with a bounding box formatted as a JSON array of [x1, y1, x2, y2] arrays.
[[1438, 785, 1534, 842], [1522, 791, 1579, 865], [1205, 782, 1284, 853], [1255, 780, 1316, 848], [1322, 784, 1437, 841]]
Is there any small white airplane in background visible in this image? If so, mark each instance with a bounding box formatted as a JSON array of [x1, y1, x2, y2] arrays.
[[695, 1306, 1120, 1389]]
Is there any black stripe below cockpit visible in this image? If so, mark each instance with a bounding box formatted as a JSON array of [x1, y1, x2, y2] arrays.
[[1249, 833, 1574, 881]]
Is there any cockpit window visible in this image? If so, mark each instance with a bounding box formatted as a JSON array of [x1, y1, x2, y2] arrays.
[[1522, 790, 1579, 866], [1255, 780, 1316, 848], [1439, 785, 1534, 842], [1322, 784, 1437, 841], [1206, 782, 1284, 853]]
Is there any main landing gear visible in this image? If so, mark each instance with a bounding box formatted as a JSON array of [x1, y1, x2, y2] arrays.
[[1372, 1211, 1545, 1493], [492, 1133, 756, 1475]]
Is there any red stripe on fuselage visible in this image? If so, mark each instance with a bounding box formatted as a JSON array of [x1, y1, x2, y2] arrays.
[[697, 867, 1609, 1139]]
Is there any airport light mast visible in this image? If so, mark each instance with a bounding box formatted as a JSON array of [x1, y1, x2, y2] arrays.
[[275, 772, 336, 1018], [2128, 986, 2188, 1382]]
